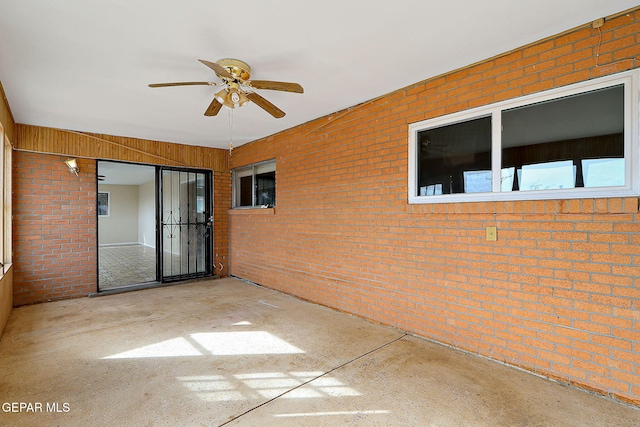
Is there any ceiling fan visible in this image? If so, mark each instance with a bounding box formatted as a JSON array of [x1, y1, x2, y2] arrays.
[[148, 59, 303, 118]]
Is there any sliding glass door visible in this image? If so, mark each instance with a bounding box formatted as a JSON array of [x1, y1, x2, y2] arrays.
[[97, 161, 157, 291]]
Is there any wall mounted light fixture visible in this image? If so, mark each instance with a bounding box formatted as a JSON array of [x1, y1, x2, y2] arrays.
[[64, 158, 79, 176]]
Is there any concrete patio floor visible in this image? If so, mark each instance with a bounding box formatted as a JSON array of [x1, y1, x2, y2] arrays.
[[0, 277, 638, 426]]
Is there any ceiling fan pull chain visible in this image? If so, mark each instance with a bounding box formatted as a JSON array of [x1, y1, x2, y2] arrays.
[[228, 107, 234, 155]]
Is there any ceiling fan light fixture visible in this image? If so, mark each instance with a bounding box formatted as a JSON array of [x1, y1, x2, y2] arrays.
[[215, 88, 228, 104], [229, 87, 248, 108], [221, 92, 235, 109], [215, 86, 249, 109]]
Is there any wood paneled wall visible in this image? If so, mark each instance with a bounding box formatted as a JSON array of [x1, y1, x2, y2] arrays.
[[0, 83, 14, 142], [14, 124, 229, 172], [0, 266, 13, 339]]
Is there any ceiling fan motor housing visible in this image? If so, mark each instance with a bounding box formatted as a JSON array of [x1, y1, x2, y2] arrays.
[[216, 58, 251, 81]]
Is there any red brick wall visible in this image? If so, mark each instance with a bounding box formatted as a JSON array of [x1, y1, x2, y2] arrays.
[[213, 170, 231, 276], [12, 152, 231, 303], [230, 12, 640, 405], [12, 152, 97, 305], [12, 153, 232, 302]]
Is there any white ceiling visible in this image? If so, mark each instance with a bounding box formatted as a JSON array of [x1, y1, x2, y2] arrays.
[[1, 1, 637, 150]]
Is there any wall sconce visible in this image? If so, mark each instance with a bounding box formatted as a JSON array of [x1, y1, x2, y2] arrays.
[[64, 158, 79, 176]]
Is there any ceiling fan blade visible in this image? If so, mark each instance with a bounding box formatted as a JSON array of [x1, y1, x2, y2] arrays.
[[198, 59, 234, 79], [204, 98, 223, 116], [246, 92, 285, 118], [148, 81, 214, 88], [249, 80, 304, 93]]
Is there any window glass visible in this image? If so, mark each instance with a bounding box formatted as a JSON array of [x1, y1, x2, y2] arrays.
[[463, 170, 491, 193], [3, 136, 10, 264], [409, 71, 634, 203], [417, 116, 492, 196], [234, 167, 252, 208], [236, 176, 250, 207], [502, 85, 624, 191], [0, 126, 4, 264], [196, 174, 205, 213], [500, 167, 515, 192], [98, 192, 110, 216], [518, 160, 575, 191], [255, 161, 276, 206], [256, 171, 275, 206], [582, 158, 625, 187], [232, 161, 276, 208]]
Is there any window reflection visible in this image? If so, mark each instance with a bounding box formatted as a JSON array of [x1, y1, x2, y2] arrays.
[[502, 85, 624, 191], [582, 158, 625, 187], [417, 116, 492, 195], [233, 161, 276, 208], [518, 160, 575, 191], [463, 170, 491, 193], [500, 167, 515, 192]]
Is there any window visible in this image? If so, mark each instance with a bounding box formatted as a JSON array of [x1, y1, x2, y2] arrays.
[[0, 125, 11, 266], [409, 70, 638, 203], [98, 192, 110, 216], [232, 160, 276, 208], [417, 116, 492, 196], [0, 125, 4, 264]]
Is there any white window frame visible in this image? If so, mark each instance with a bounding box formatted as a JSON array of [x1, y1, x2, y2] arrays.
[[3, 135, 10, 265], [0, 124, 4, 265], [232, 159, 276, 208], [408, 70, 639, 204]]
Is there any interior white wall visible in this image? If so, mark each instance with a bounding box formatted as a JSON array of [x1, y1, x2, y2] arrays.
[[162, 171, 181, 256], [138, 179, 156, 248], [98, 184, 139, 245]]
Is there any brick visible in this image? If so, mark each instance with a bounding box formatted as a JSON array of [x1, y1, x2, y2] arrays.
[[588, 375, 630, 394], [553, 364, 588, 381], [522, 40, 556, 58], [19, 8, 640, 404]]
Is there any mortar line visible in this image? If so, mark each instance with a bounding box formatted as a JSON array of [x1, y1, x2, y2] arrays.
[[218, 332, 409, 427]]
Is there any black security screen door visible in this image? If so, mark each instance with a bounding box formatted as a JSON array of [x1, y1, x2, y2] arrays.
[[158, 167, 212, 281]]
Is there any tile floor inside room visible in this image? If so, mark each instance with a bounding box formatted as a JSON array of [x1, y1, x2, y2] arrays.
[[98, 244, 157, 289], [0, 277, 638, 426]]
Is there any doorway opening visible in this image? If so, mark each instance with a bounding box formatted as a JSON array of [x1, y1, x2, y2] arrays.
[[97, 161, 213, 291]]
